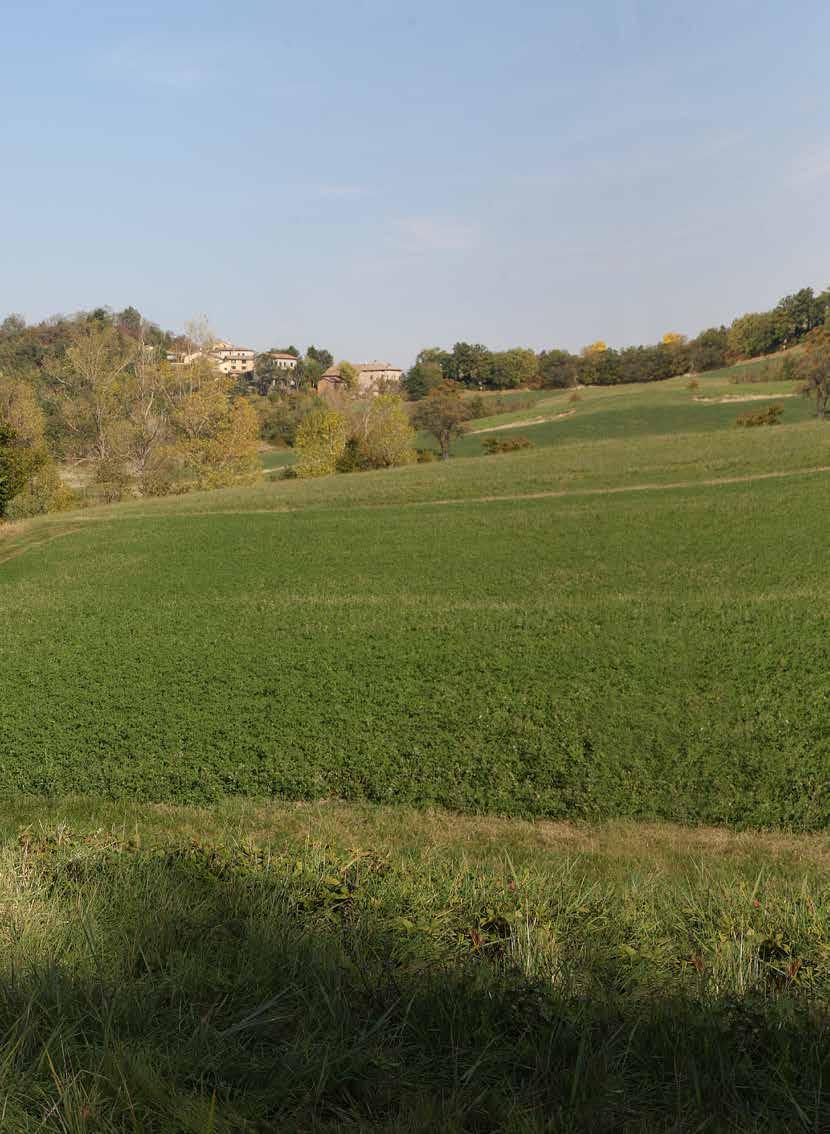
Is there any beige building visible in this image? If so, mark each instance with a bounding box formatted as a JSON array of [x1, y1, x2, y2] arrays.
[[317, 361, 403, 398], [209, 341, 256, 377]]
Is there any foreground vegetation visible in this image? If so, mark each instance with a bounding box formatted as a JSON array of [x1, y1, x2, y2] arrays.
[[0, 798, 824, 1131]]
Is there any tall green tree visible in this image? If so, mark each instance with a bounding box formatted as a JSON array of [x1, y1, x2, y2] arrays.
[[689, 327, 728, 372], [448, 342, 491, 386], [538, 349, 579, 388], [403, 359, 444, 400], [727, 312, 781, 359], [485, 348, 539, 389], [578, 345, 620, 386], [773, 288, 826, 344], [306, 345, 333, 370]]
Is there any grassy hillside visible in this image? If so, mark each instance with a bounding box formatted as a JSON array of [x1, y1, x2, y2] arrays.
[[453, 365, 812, 457], [2, 370, 829, 827]]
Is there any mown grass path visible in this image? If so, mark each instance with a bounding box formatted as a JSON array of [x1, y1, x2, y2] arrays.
[[5, 459, 830, 546]]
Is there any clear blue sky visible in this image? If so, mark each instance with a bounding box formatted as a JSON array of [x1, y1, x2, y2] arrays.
[[2, 1, 829, 365]]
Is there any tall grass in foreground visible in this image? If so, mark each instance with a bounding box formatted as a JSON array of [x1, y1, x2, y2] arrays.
[[0, 804, 825, 1131]]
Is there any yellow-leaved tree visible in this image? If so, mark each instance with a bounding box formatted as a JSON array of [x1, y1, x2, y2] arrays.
[[581, 340, 607, 356], [295, 409, 348, 477], [55, 320, 262, 498], [167, 358, 260, 488]]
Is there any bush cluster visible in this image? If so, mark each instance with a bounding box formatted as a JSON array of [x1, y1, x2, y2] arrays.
[[736, 404, 784, 427], [482, 435, 534, 454]]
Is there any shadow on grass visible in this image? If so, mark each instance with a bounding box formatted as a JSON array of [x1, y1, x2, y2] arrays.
[[0, 843, 826, 1132]]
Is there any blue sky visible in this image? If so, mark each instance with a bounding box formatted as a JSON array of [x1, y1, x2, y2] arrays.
[[2, 1, 829, 365]]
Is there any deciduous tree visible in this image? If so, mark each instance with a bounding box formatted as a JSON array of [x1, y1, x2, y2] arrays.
[[689, 327, 728, 372], [58, 321, 135, 463], [447, 342, 491, 386], [338, 361, 359, 391], [344, 394, 416, 469], [797, 326, 830, 419], [404, 359, 444, 400], [485, 348, 539, 389], [538, 349, 579, 388], [295, 409, 348, 477], [0, 378, 50, 517], [727, 312, 781, 359], [306, 345, 333, 370], [411, 383, 472, 459]]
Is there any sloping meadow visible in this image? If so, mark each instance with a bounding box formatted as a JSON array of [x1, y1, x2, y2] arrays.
[[1, 467, 828, 828]]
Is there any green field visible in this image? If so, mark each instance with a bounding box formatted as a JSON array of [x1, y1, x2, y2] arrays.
[[259, 446, 296, 473], [2, 370, 829, 827], [3, 367, 830, 1129]]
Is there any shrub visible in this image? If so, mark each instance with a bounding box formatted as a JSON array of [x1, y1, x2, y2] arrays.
[[261, 391, 325, 447], [6, 461, 76, 519], [467, 395, 488, 420], [482, 435, 534, 454], [687, 378, 700, 391], [416, 448, 437, 462], [140, 471, 173, 498], [780, 354, 798, 381], [568, 391, 582, 403], [335, 437, 372, 473], [730, 361, 779, 384], [94, 457, 133, 503], [735, 404, 784, 427]]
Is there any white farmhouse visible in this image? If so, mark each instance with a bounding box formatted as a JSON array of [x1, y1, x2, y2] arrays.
[[267, 351, 299, 372]]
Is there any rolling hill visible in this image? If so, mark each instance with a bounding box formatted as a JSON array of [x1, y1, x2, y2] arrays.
[[3, 365, 828, 827]]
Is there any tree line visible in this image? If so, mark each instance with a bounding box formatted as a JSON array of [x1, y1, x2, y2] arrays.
[[0, 308, 260, 518], [5, 283, 830, 515], [403, 285, 830, 397]]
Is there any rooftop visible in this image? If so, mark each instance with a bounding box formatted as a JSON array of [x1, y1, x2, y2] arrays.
[[321, 361, 402, 379]]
